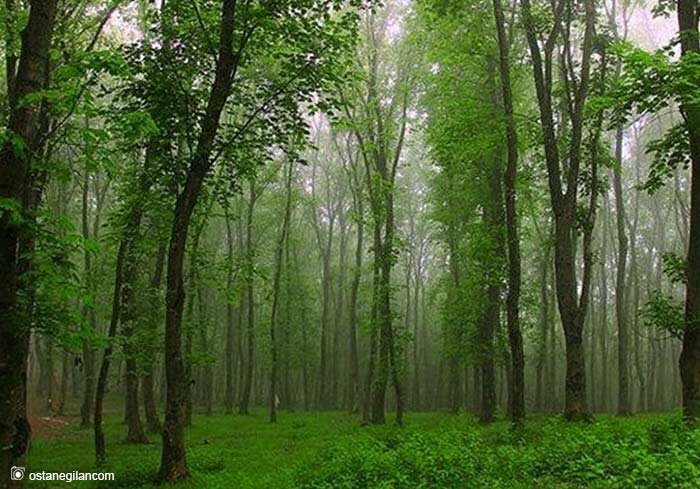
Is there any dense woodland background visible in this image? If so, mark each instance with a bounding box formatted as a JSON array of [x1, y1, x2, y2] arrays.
[[1, 0, 699, 486]]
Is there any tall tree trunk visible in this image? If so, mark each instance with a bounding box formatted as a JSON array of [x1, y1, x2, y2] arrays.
[[239, 181, 256, 415], [282, 225, 293, 412], [143, 243, 166, 433], [196, 283, 213, 416], [124, 354, 147, 443], [446, 203, 462, 415], [362, 234, 380, 425], [412, 258, 422, 410], [300, 276, 311, 411], [80, 172, 96, 427], [479, 290, 497, 424], [331, 213, 347, 409], [676, 0, 700, 423], [160, 0, 239, 478], [479, 58, 506, 424], [370, 220, 389, 424], [448, 356, 461, 414], [629, 157, 645, 411], [94, 240, 128, 464], [120, 224, 148, 443], [492, 0, 524, 423], [58, 349, 68, 415], [348, 197, 363, 414], [536, 242, 551, 411], [599, 200, 610, 412], [269, 162, 294, 423], [521, 0, 597, 420], [183, 246, 197, 427], [613, 125, 630, 415], [0, 1, 58, 477], [224, 214, 236, 415], [314, 189, 334, 409]]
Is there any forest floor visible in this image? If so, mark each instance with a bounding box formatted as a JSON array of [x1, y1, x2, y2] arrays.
[[24, 407, 698, 488]]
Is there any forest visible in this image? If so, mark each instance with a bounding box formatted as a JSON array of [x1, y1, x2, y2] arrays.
[[1, 0, 699, 486]]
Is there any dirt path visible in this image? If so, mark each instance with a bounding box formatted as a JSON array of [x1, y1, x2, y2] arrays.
[[28, 415, 70, 441]]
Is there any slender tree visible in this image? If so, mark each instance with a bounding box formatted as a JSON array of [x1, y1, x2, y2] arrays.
[[520, 0, 598, 420], [491, 0, 524, 423]]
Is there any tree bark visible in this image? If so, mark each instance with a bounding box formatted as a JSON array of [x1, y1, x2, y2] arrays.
[[268, 162, 294, 423], [224, 213, 236, 415], [520, 0, 597, 420], [536, 240, 551, 411], [143, 243, 166, 433], [94, 239, 127, 464], [79, 171, 95, 427], [676, 0, 700, 423], [613, 125, 630, 415], [347, 172, 363, 414], [0, 0, 58, 483], [362, 229, 380, 425], [160, 0, 239, 479], [196, 283, 213, 416], [310, 159, 335, 410], [492, 0, 524, 424], [239, 181, 256, 415]]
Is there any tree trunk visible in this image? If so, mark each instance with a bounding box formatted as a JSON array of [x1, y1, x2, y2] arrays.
[[362, 239, 380, 425], [94, 240, 127, 464], [160, 0, 239, 478], [492, 0, 524, 423], [224, 215, 236, 415], [520, 0, 597, 421], [599, 200, 610, 412], [676, 0, 700, 423], [412, 263, 422, 410], [370, 224, 389, 424], [183, 241, 198, 427], [196, 285, 213, 417], [347, 191, 363, 414], [120, 230, 148, 443], [314, 191, 334, 410], [479, 280, 498, 424], [0, 0, 58, 482], [282, 225, 294, 412], [143, 243, 166, 433], [58, 349, 69, 415], [536, 242, 551, 411], [613, 125, 631, 415], [269, 161, 294, 422], [239, 181, 256, 415], [80, 172, 96, 427], [124, 354, 147, 443]]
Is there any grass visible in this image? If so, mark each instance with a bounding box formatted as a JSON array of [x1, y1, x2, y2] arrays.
[[24, 407, 699, 488], [27, 407, 414, 488]]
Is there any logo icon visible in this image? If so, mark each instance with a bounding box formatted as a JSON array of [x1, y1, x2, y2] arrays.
[[10, 466, 25, 480]]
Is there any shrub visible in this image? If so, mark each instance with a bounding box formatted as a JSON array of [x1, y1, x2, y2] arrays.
[[295, 416, 700, 488]]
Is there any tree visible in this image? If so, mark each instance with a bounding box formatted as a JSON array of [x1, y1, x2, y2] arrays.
[[341, 5, 412, 425], [0, 0, 58, 484], [269, 160, 295, 422], [159, 0, 245, 478], [676, 0, 700, 423], [491, 0, 524, 424], [520, 0, 599, 420]]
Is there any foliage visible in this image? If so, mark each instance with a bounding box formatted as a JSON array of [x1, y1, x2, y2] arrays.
[[606, 42, 700, 192], [661, 251, 688, 285], [296, 415, 700, 489], [27, 410, 700, 489], [641, 291, 685, 339]]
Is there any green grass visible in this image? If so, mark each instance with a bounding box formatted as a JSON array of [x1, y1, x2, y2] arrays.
[[25, 409, 700, 488]]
